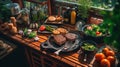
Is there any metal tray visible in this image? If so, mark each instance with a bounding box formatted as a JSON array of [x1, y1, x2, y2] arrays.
[[44, 18, 64, 25], [38, 25, 58, 34]]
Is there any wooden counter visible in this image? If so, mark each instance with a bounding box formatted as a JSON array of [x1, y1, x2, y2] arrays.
[[0, 23, 106, 67]]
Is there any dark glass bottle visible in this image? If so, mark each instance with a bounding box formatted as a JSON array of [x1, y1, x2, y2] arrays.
[[63, 7, 71, 24]]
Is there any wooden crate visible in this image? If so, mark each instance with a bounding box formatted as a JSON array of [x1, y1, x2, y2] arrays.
[[25, 47, 73, 67]]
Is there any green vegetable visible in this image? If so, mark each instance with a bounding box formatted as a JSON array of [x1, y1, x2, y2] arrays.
[[84, 24, 108, 37], [23, 28, 28, 36], [82, 43, 96, 51], [45, 25, 54, 32], [28, 31, 36, 38]]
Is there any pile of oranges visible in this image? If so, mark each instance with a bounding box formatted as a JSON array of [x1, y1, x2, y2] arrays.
[[95, 47, 116, 67]]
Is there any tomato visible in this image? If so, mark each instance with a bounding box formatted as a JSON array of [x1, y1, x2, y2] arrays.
[[106, 50, 115, 57], [102, 47, 110, 56], [101, 59, 111, 67], [107, 56, 116, 65], [95, 53, 106, 62], [40, 25, 46, 31], [96, 31, 101, 36]]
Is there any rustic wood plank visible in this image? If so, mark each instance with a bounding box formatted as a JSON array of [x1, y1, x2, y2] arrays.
[[39, 36, 48, 40], [0, 31, 88, 67], [61, 58, 77, 67]]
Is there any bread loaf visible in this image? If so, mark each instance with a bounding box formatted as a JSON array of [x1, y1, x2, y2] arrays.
[[48, 16, 56, 22], [10, 17, 17, 27]]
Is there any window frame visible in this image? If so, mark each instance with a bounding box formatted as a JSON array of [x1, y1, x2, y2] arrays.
[[12, 0, 52, 15], [26, 0, 51, 15]]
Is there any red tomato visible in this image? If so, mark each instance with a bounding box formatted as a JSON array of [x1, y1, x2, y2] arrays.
[[40, 25, 46, 31], [106, 50, 115, 57], [96, 31, 101, 36], [101, 59, 111, 67], [107, 56, 116, 65], [96, 31, 100, 34], [102, 47, 110, 56], [95, 53, 106, 62]]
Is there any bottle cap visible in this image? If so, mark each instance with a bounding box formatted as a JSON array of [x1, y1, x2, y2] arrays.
[[72, 8, 75, 10], [66, 7, 70, 9]]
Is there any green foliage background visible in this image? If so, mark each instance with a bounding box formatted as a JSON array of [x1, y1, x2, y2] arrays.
[[0, 3, 11, 22], [100, 3, 120, 51]]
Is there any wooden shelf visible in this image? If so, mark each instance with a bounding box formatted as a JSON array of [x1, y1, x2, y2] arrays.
[[55, 0, 116, 11]]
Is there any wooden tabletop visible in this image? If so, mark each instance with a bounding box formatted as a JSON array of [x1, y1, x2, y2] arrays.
[[0, 30, 100, 67], [0, 23, 106, 67]]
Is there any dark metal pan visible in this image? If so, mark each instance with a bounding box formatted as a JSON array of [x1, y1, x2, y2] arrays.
[[41, 31, 82, 53]]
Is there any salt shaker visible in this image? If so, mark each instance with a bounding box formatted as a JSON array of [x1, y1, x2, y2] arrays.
[[76, 21, 83, 31]]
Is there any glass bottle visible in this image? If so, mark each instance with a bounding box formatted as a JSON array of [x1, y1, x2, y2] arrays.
[[63, 7, 71, 24], [71, 8, 76, 25]]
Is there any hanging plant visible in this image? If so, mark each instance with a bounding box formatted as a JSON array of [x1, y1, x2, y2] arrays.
[[37, 10, 47, 21], [77, 0, 93, 19]]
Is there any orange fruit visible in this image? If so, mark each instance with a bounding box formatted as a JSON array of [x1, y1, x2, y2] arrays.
[[95, 53, 106, 62], [102, 47, 109, 56], [101, 59, 111, 67], [106, 50, 115, 57], [107, 56, 116, 65]]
